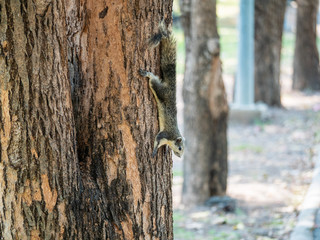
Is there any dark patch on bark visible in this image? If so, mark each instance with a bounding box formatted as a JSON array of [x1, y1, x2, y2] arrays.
[[5, 0, 14, 57], [21, 1, 34, 84], [121, 28, 127, 70], [0, 3, 2, 24], [99, 6, 108, 19]]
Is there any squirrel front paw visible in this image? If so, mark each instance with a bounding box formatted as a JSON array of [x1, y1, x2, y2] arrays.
[[138, 69, 148, 77]]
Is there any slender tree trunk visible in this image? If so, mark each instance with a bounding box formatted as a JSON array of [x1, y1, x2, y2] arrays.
[[254, 0, 286, 106], [293, 0, 320, 90], [180, 0, 229, 205], [0, 0, 173, 239]]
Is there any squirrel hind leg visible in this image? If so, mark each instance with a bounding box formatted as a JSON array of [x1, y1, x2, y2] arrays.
[[139, 69, 166, 102], [138, 69, 162, 86]]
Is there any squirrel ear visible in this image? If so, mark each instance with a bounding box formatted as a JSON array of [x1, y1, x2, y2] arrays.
[[176, 137, 182, 143]]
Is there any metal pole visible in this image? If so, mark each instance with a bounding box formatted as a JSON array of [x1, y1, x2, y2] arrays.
[[235, 0, 255, 106]]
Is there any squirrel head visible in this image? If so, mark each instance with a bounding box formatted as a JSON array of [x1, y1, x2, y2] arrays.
[[153, 134, 185, 158], [170, 137, 184, 158]]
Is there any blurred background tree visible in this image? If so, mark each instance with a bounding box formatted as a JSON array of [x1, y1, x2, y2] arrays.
[[180, 0, 229, 206], [293, 0, 320, 90], [254, 0, 287, 106]]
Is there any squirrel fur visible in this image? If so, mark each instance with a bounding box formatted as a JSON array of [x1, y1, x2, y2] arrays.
[[139, 21, 184, 158]]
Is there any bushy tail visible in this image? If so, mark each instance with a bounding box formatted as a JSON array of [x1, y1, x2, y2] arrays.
[[160, 34, 176, 82], [148, 21, 176, 82]]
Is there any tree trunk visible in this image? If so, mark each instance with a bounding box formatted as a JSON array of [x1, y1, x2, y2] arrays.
[[0, 0, 173, 239], [0, 1, 79, 239], [293, 0, 320, 90], [180, 0, 229, 205], [66, 0, 174, 238], [254, 0, 286, 106]]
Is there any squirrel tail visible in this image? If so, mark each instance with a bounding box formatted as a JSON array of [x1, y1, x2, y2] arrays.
[[148, 21, 176, 82]]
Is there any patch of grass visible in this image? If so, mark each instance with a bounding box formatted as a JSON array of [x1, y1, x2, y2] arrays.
[[232, 144, 263, 153], [267, 218, 284, 228], [173, 211, 185, 222], [234, 208, 246, 217], [173, 211, 195, 240], [174, 227, 195, 240], [314, 130, 320, 143], [254, 119, 272, 131], [219, 28, 238, 74], [256, 237, 278, 240], [173, 170, 183, 177], [224, 217, 242, 226], [281, 32, 295, 68], [209, 230, 242, 240], [173, 26, 185, 75], [174, 211, 202, 239], [217, 0, 239, 75]]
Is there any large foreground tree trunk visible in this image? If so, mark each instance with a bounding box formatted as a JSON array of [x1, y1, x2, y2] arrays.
[[0, 1, 79, 238], [66, 0, 174, 238], [0, 0, 173, 239], [293, 0, 320, 90], [180, 0, 229, 205], [254, 0, 286, 106]]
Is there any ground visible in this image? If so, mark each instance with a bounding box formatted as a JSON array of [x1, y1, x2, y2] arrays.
[[172, 73, 320, 240]]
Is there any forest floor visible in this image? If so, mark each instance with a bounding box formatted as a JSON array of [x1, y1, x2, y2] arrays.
[[172, 73, 320, 240]]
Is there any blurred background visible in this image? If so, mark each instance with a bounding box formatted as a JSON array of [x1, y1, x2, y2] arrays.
[[171, 0, 320, 239]]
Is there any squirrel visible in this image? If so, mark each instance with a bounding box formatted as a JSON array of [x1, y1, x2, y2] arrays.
[[139, 21, 184, 158]]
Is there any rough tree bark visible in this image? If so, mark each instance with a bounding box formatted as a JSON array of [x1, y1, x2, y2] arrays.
[[0, 1, 79, 239], [293, 0, 320, 90], [0, 0, 173, 239], [180, 0, 229, 205], [66, 0, 174, 239], [254, 0, 286, 106]]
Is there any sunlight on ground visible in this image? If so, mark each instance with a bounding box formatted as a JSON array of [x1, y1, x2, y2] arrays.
[[282, 92, 320, 110]]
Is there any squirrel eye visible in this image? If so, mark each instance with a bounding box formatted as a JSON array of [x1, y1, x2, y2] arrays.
[[178, 147, 182, 151]]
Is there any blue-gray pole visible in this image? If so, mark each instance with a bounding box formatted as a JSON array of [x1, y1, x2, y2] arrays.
[[235, 0, 255, 106]]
